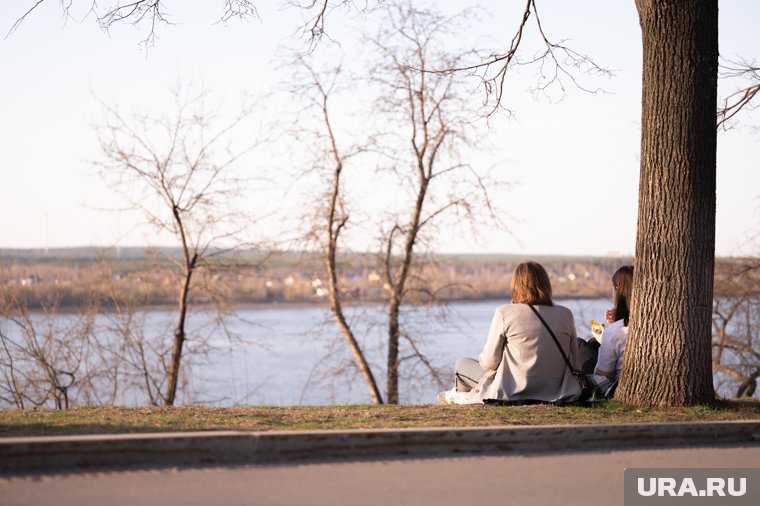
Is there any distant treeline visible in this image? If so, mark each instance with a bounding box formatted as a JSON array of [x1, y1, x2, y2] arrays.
[[0, 247, 746, 309]]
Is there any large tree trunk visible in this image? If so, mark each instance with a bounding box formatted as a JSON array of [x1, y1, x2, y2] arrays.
[[616, 0, 718, 406]]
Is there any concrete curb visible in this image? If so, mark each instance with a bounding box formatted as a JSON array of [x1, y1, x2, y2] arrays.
[[2, 421, 759, 473]]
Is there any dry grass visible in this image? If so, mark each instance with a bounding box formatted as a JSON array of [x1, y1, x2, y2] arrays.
[[1, 399, 758, 437]]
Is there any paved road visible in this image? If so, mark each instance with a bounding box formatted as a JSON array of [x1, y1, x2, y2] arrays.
[[3, 445, 759, 506]]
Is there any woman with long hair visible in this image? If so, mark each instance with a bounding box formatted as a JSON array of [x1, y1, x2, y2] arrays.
[[439, 261, 581, 404], [592, 265, 634, 395]]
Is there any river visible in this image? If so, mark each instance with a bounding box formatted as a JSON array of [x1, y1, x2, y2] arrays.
[[4, 297, 743, 407]]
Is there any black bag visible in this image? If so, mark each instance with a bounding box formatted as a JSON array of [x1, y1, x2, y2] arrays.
[[527, 305, 598, 402], [574, 370, 597, 402], [578, 336, 600, 375]]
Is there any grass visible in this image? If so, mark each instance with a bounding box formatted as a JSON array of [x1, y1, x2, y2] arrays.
[[1, 399, 759, 438]]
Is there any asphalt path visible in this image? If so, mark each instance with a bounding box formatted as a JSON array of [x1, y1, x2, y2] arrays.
[[3, 445, 759, 506]]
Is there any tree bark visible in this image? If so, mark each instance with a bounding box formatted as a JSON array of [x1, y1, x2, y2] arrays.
[[386, 296, 401, 404], [616, 0, 718, 406]]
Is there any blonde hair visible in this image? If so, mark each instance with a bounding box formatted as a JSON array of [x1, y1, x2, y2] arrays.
[[511, 261, 553, 306]]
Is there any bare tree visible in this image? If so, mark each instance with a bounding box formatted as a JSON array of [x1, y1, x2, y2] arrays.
[[290, 3, 505, 404], [0, 288, 98, 409], [295, 61, 385, 404], [370, 2, 505, 403], [95, 87, 257, 406]]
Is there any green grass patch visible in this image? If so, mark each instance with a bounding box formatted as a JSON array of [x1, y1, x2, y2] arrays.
[[1, 400, 758, 438]]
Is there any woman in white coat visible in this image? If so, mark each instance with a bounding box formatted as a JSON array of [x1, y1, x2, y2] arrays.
[[439, 261, 581, 404]]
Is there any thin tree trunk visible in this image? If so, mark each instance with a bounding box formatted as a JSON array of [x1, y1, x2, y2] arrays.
[[736, 369, 759, 398], [617, 0, 717, 406], [165, 253, 197, 406], [386, 176, 428, 404], [316, 80, 385, 405], [325, 167, 384, 404], [386, 296, 401, 404]]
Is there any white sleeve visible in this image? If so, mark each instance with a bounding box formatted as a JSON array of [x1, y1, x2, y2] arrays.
[[596, 323, 620, 374]]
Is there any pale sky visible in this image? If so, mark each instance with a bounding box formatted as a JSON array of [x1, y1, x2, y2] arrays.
[[1, 1, 759, 257]]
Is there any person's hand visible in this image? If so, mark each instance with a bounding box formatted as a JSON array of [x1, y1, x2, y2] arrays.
[[605, 308, 615, 324], [591, 320, 604, 340]]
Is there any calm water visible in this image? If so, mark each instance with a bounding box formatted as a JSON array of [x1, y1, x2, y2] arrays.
[[8, 297, 743, 406], [4, 299, 611, 407], [185, 298, 611, 406]]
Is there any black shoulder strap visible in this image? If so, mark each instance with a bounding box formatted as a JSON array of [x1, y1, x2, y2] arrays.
[[527, 304, 579, 375]]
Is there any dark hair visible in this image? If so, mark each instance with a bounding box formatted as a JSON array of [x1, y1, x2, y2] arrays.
[[511, 261, 553, 306], [612, 265, 634, 326]]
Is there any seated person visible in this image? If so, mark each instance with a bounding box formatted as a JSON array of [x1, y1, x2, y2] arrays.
[[438, 261, 581, 404], [592, 265, 633, 397]]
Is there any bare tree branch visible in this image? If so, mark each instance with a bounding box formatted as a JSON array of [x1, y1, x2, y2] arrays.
[[419, 0, 613, 115], [5, 0, 51, 39], [7, 0, 259, 49], [399, 332, 445, 389], [288, 0, 382, 52], [718, 57, 760, 130], [218, 0, 259, 24]]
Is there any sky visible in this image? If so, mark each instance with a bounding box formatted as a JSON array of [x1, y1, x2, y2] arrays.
[[1, 0, 759, 257]]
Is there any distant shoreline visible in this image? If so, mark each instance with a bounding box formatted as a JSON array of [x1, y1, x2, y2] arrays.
[[3, 250, 747, 313]]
